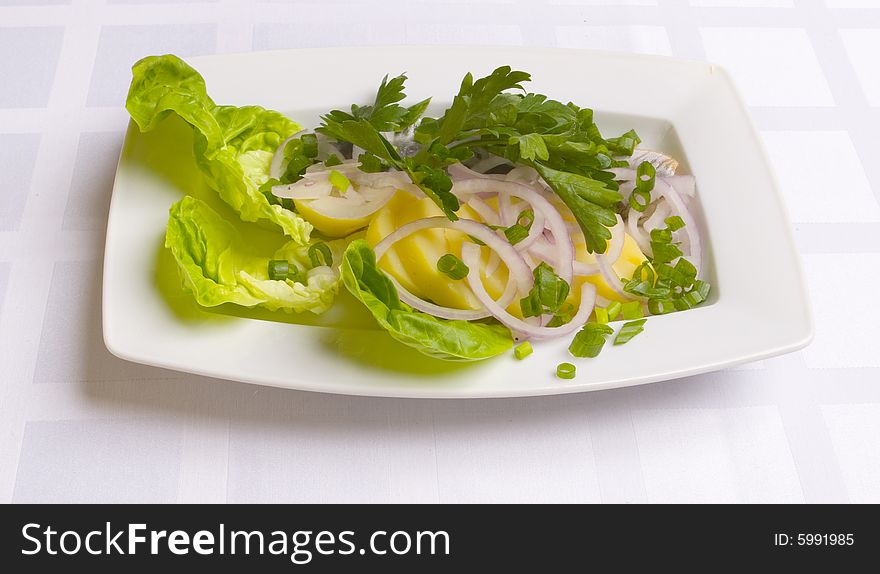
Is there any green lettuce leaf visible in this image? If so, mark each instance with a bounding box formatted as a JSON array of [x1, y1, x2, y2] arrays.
[[126, 54, 312, 244], [340, 239, 513, 361], [165, 196, 339, 313]]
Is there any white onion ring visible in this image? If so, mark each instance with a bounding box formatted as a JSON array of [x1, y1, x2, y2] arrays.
[[505, 166, 540, 185], [609, 167, 636, 181], [304, 161, 362, 177], [271, 179, 332, 200], [618, 180, 636, 202], [627, 207, 652, 256], [466, 197, 501, 226], [516, 206, 545, 251], [462, 244, 597, 340], [464, 197, 502, 276], [596, 215, 639, 301], [374, 217, 534, 297], [644, 199, 671, 233], [528, 236, 600, 277], [573, 261, 601, 276], [447, 162, 508, 182], [389, 274, 518, 321], [655, 179, 702, 277], [373, 217, 532, 320], [451, 179, 574, 286], [498, 192, 515, 226]]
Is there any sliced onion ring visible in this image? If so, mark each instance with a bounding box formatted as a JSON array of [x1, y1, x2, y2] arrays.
[[389, 275, 518, 321], [644, 199, 671, 234], [372, 216, 530, 320], [627, 207, 652, 256], [462, 243, 597, 340], [451, 179, 574, 286], [528, 236, 600, 277], [596, 215, 640, 301], [655, 179, 702, 277]]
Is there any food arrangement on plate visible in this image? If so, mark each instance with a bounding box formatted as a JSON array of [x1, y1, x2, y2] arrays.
[[126, 54, 710, 378]]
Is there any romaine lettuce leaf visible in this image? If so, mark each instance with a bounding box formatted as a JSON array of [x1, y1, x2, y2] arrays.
[[166, 196, 339, 313], [126, 54, 312, 244], [340, 239, 513, 360]]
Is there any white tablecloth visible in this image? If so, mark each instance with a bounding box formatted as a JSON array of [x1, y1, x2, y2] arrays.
[[2, 0, 879, 504]]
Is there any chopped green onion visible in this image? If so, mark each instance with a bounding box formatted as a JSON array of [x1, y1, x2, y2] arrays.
[[534, 263, 570, 313], [308, 242, 333, 268], [674, 298, 693, 311], [328, 169, 351, 193], [631, 262, 655, 285], [519, 291, 542, 318], [629, 161, 656, 212], [651, 242, 683, 265], [268, 260, 289, 281], [665, 215, 685, 231], [621, 300, 644, 320], [518, 209, 535, 228], [682, 280, 711, 307], [503, 223, 529, 244], [546, 303, 575, 327], [606, 301, 622, 322], [556, 362, 577, 380], [324, 154, 342, 167], [657, 258, 697, 287], [691, 280, 711, 299], [502, 209, 534, 244], [595, 307, 609, 324], [636, 161, 656, 190], [681, 290, 702, 307], [514, 341, 533, 360], [467, 235, 486, 246], [437, 253, 469, 280], [624, 279, 672, 299], [300, 133, 318, 158], [648, 299, 676, 315], [650, 228, 673, 244], [629, 189, 651, 212], [606, 129, 640, 156], [520, 263, 570, 318], [569, 322, 614, 358], [614, 319, 647, 345]]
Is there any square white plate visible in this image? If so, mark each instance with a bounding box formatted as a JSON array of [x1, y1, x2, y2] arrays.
[[103, 46, 813, 398]]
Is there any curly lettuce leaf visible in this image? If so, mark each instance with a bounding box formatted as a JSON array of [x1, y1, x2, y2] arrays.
[[165, 196, 339, 314], [126, 54, 312, 244], [341, 239, 513, 361]]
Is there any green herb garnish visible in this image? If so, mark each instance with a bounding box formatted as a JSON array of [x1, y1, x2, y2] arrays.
[[569, 322, 614, 358], [556, 362, 577, 379], [514, 341, 533, 360], [437, 253, 469, 280], [614, 319, 647, 345]]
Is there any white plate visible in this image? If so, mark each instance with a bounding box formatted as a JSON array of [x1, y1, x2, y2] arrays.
[[103, 46, 813, 398]]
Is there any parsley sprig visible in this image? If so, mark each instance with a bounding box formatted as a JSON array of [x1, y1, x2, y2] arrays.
[[318, 67, 641, 252]]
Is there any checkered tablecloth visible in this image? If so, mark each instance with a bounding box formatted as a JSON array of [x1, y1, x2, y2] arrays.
[[2, 0, 879, 504]]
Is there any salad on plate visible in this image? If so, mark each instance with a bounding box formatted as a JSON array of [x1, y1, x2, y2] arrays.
[[125, 54, 710, 378]]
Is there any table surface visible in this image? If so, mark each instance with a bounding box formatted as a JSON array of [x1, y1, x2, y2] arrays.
[[2, 0, 879, 504]]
